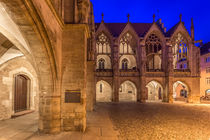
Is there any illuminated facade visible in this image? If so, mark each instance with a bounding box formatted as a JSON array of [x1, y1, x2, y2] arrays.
[[0, 0, 203, 134], [94, 16, 201, 103], [200, 42, 210, 97]]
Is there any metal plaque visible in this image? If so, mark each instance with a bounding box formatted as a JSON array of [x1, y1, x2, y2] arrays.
[[65, 90, 81, 103]]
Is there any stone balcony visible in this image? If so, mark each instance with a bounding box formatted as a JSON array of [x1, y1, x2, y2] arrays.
[[119, 69, 139, 77], [95, 69, 113, 77], [174, 69, 191, 77]]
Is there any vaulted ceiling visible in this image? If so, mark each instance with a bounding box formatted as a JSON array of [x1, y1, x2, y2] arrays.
[[0, 32, 23, 65]]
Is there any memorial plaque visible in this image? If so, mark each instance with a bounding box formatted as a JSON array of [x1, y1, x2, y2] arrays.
[[65, 90, 81, 103]]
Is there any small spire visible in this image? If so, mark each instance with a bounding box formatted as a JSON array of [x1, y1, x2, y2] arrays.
[[191, 17, 194, 28], [127, 14, 130, 22], [179, 14, 182, 22], [101, 13, 104, 22], [191, 17, 194, 41], [153, 14, 156, 23]]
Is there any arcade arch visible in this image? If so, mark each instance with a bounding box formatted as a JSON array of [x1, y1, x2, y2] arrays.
[[96, 80, 112, 102], [119, 81, 137, 102], [173, 81, 189, 102], [146, 81, 163, 102]]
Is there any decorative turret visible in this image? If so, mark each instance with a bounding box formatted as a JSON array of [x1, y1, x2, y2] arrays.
[[127, 14, 130, 23], [191, 18, 195, 41], [101, 13, 104, 23], [153, 14, 156, 23], [179, 14, 182, 22], [157, 18, 167, 33]]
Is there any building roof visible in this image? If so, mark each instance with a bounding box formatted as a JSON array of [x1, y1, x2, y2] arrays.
[[95, 23, 153, 37], [200, 42, 210, 55], [165, 22, 180, 37]]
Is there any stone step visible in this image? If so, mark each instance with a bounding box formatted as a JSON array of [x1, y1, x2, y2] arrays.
[[11, 110, 35, 118]]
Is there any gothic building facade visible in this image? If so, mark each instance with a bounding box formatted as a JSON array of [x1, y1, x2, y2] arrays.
[[93, 16, 200, 104], [0, 0, 201, 134]]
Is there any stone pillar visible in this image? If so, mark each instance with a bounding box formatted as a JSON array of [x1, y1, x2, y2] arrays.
[[164, 44, 174, 103], [39, 88, 61, 133], [63, 0, 75, 23], [86, 61, 95, 111], [112, 44, 119, 102], [140, 76, 147, 102], [60, 24, 89, 132], [188, 78, 200, 103], [113, 78, 119, 102], [139, 45, 147, 102]]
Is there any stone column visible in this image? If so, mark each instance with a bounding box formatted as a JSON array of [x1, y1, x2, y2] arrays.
[[164, 44, 174, 103], [39, 84, 61, 134], [188, 78, 200, 103], [139, 45, 147, 102], [112, 44, 119, 102], [63, 0, 75, 23], [60, 24, 89, 132], [86, 61, 95, 111]]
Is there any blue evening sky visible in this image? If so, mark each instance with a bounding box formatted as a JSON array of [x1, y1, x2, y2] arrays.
[[90, 0, 210, 43]]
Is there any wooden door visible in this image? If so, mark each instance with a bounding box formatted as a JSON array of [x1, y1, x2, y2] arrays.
[[14, 75, 28, 113]]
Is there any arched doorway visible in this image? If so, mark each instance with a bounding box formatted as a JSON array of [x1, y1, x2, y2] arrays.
[[14, 75, 30, 113], [96, 80, 112, 102], [173, 81, 189, 102], [146, 81, 163, 102], [119, 81, 137, 102]]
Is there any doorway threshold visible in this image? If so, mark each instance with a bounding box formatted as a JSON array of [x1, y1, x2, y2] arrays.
[[12, 110, 35, 118]]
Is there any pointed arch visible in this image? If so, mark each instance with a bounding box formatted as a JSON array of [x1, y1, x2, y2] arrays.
[[172, 32, 189, 70], [96, 80, 112, 102], [146, 80, 163, 101], [119, 80, 137, 102], [121, 58, 128, 70], [96, 32, 111, 54], [119, 32, 137, 54], [173, 81, 190, 102], [145, 33, 162, 71]]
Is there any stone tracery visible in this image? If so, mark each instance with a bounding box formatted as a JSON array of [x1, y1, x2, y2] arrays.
[[172, 33, 188, 69], [145, 33, 162, 71]]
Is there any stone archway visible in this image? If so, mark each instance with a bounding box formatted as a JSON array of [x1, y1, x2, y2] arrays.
[[96, 80, 112, 102], [146, 81, 163, 102], [173, 81, 189, 102], [0, 0, 58, 133], [119, 81, 137, 102]]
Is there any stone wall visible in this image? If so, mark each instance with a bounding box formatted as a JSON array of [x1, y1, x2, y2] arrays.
[[61, 25, 89, 132], [0, 56, 38, 120], [200, 53, 210, 96]]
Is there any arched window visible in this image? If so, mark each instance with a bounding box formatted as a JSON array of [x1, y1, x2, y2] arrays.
[[120, 33, 134, 54], [172, 33, 188, 69], [122, 59, 128, 70], [145, 33, 162, 71], [98, 58, 105, 70], [96, 33, 111, 54], [100, 83, 103, 93]]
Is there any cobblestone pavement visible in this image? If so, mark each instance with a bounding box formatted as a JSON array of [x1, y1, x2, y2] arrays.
[[101, 102, 210, 140], [1, 102, 210, 140]]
